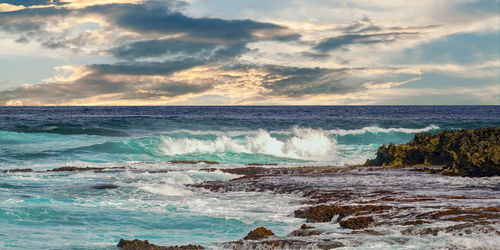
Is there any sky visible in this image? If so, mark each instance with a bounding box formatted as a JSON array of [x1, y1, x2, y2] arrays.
[[0, 0, 498, 105]]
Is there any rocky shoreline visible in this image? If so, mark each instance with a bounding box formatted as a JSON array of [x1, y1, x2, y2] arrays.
[[114, 165, 499, 249], [3, 128, 499, 249], [365, 127, 500, 177]]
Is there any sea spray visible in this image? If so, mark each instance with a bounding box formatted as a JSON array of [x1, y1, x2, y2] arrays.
[[160, 127, 339, 161]]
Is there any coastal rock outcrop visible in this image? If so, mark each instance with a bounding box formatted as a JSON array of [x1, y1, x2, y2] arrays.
[[243, 227, 275, 240], [365, 127, 500, 177], [117, 239, 204, 250]]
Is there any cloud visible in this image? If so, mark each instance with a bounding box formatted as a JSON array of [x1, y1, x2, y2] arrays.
[[314, 32, 421, 52], [108, 38, 251, 61], [82, 2, 299, 43], [109, 39, 217, 60], [0, 69, 215, 105], [0, 0, 498, 105], [311, 19, 436, 53], [0, 59, 425, 105]]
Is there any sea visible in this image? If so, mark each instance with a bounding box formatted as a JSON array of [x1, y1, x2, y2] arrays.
[[0, 106, 499, 249]]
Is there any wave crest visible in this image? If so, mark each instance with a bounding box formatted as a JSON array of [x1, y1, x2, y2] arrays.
[[160, 127, 338, 161], [327, 125, 439, 136]]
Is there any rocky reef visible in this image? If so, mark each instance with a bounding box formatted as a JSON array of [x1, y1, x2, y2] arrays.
[[365, 127, 500, 177], [189, 163, 499, 248]]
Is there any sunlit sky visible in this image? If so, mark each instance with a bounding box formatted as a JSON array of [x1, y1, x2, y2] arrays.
[[0, 0, 498, 105]]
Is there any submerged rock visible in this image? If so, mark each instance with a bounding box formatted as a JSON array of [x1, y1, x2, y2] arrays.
[[243, 227, 275, 240], [365, 127, 500, 177], [91, 184, 119, 189], [48, 166, 106, 172], [117, 239, 204, 250], [169, 160, 219, 165], [247, 163, 278, 166], [3, 168, 33, 173]]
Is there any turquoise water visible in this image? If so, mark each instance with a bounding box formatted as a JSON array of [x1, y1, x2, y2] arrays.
[[0, 106, 499, 248]]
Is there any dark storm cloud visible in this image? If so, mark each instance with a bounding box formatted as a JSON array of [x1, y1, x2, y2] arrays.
[[110, 39, 218, 60], [82, 3, 298, 43], [314, 32, 420, 52]]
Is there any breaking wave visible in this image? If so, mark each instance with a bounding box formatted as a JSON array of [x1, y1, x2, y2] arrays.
[[160, 127, 339, 161]]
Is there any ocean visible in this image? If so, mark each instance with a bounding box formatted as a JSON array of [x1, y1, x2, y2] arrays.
[[0, 106, 499, 249]]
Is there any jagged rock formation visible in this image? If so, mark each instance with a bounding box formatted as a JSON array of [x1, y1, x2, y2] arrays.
[[365, 127, 500, 177]]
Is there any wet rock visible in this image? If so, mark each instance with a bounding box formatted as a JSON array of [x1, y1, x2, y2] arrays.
[[47, 166, 126, 172], [317, 241, 345, 249], [288, 224, 321, 237], [221, 167, 268, 176], [339, 216, 374, 229], [169, 160, 219, 165], [243, 227, 275, 240], [365, 127, 500, 177], [416, 206, 500, 223], [117, 239, 204, 250], [294, 205, 390, 223], [48, 166, 106, 172], [118, 239, 162, 249], [401, 227, 440, 236], [351, 229, 384, 235], [91, 184, 119, 189], [222, 239, 342, 250], [3, 168, 33, 173], [247, 163, 278, 166]]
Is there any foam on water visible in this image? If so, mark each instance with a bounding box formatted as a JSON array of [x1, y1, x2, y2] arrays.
[[326, 124, 440, 136], [160, 127, 339, 161]]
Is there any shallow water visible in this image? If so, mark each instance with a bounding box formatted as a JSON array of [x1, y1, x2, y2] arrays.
[[0, 106, 499, 249]]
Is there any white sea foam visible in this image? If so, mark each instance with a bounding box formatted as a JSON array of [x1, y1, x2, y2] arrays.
[[163, 125, 440, 137], [326, 124, 440, 136], [160, 127, 339, 161]]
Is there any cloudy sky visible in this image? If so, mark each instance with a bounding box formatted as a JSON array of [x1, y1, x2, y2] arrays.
[[0, 0, 498, 105]]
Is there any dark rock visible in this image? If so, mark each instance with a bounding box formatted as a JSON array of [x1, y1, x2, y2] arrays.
[[169, 160, 219, 165], [317, 241, 345, 249], [117, 239, 204, 250], [365, 127, 500, 177], [351, 229, 384, 235], [339, 216, 374, 229], [48, 166, 105, 172], [91, 184, 119, 189], [294, 204, 390, 223], [288, 224, 321, 237], [47, 166, 126, 172], [118, 239, 162, 250], [247, 163, 278, 166], [3, 168, 33, 173], [243, 227, 275, 240], [401, 227, 440, 236], [222, 239, 342, 249]]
